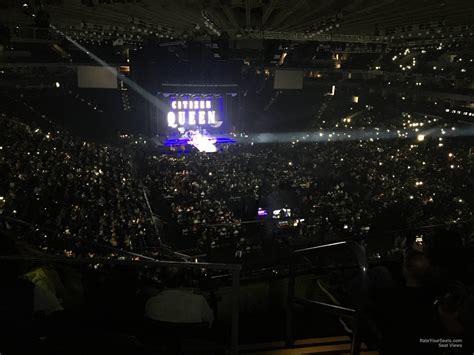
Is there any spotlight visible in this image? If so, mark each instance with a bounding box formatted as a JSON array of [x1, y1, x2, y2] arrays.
[[417, 134, 425, 142]]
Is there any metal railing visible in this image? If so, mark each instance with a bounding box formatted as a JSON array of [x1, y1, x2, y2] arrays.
[[285, 240, 368, 355], [0, 253, 241, 354], [1, 213, 241, 353]]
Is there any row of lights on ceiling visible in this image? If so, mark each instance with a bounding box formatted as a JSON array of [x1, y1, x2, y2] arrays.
[[201, 10, 221, 37], [445, 109, 474, 117]]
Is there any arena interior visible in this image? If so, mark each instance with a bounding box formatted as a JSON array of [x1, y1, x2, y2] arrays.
[[0, 0, 474, 354]]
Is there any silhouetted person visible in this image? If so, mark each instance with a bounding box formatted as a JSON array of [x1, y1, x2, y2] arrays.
[[376, 250, 440, 355], [0, 236, 36, 353], [145, 267, 213, 326]]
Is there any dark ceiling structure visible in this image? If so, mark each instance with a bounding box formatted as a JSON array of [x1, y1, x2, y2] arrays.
[[1, 0, 473, 40]]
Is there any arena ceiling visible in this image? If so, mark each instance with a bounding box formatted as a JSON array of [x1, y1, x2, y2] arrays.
[[1, 0, 473, 39]]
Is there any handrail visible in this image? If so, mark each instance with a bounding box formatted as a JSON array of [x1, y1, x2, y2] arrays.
[[0, 215, 159, 261], [293, 298, 356, 318], [293, 241, 348, 254], [0, 252, 241, 354], [293, 240, 368, 274], [155, 214, 473, 234], [286, 240, 368, 355], [1, 213, 241, 354], [140, 184, 161, 244], [1, 211, 185, 263], [0, 254, 241, 271]]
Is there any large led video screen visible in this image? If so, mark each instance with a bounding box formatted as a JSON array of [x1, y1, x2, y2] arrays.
[[77, 66, 118, 89], [165, 95, 225, 135]]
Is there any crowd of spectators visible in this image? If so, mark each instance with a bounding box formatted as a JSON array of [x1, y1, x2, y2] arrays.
[[1, 104, 473, 261], [143, 122, 473, 257], [1, 99, 473, 354], [0, 115, 157, 255]]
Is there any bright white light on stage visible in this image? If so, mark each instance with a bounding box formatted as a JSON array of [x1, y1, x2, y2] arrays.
[[55, 82, 60, 88], [188, 131, 217, 153], [417, 134, 425, 142]]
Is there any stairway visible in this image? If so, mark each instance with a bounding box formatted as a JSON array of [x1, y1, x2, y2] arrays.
[[240, 336, 379, 355]]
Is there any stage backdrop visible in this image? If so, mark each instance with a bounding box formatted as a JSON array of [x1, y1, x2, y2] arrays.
[[164, 95, 225, 135], [154, 88, 238, 136]]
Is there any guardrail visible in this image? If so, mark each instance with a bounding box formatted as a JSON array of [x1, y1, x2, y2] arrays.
[[0, 254, 242, 354], [0, 215, 241, 354], [285, 240, 368, 355]]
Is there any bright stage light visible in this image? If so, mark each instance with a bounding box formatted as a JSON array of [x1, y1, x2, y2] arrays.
[[417, 134, 425, 142], [188, 131, 217, 153]]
